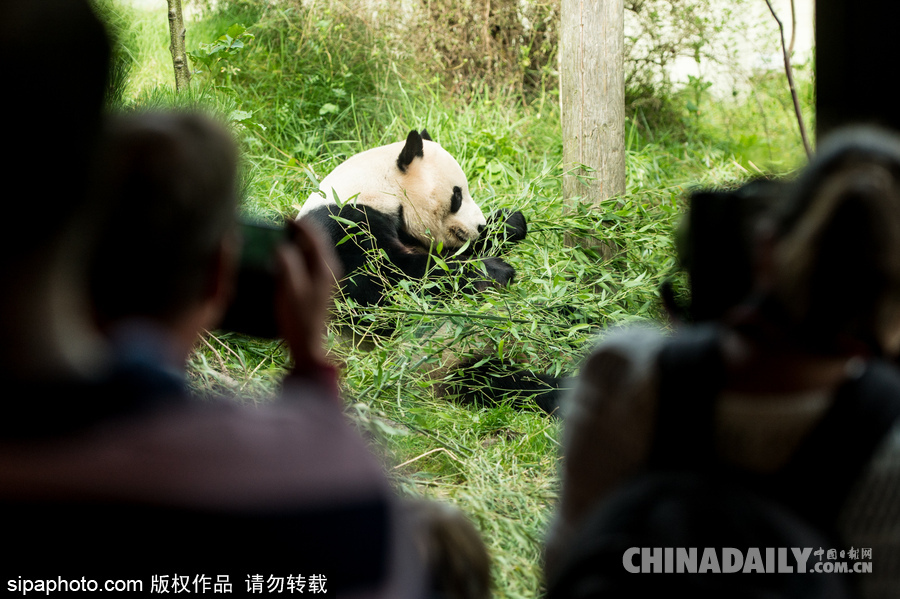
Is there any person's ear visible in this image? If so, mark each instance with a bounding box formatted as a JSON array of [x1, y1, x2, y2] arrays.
[[201, 231, 240, 330]]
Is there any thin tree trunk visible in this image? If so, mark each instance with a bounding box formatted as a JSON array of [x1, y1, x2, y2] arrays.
[[167, 0, 190, 92], [788, 0, 797, 55], [765, 0, 811, 158]]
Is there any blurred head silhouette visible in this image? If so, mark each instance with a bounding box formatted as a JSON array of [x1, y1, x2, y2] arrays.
[[765, 127, 900, 356], [0, 0, 111, 379], [89, 111, 240, 363]]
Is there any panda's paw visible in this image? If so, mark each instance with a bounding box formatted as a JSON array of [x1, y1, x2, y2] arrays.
[[472, 210, 527, 256], [479, 257, 516, 288], [458, 257, 515, 292], [496, 209, 527, 244]]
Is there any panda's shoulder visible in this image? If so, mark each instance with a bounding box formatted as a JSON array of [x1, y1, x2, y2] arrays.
[[296, 191, 331, 217], [301, 202, 401, 240]]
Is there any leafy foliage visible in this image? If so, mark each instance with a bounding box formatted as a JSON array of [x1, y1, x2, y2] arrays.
[[187, 23, 255, 87], [624, 0, 767, 135], [411, 0, 559, 98]]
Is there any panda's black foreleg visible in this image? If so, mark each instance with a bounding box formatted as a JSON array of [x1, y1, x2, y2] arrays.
[[300, 205, 386, 306], [462, 257, 516, 291], [470, 209, 527, 257], [384, 250, 516, 294]]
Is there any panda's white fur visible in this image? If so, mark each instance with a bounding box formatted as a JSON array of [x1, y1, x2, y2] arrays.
[[298, 136, 487, 250]]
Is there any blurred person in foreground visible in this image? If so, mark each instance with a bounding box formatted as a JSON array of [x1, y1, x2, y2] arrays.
[[545, 127, 900, 599], [0, 0, 111, 395], [0, 2, 421, 595]]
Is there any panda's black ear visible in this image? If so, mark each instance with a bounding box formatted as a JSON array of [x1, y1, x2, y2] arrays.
[[420, 129, 432, 141], [397, 129, 424, 173]]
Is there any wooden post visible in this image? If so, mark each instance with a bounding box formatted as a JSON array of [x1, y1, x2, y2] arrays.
[[560, 0, 625, 243], [167, 0, 191, 92]]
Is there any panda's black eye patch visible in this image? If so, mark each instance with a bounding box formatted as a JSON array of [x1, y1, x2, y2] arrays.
[[450, 186, 463, 214]]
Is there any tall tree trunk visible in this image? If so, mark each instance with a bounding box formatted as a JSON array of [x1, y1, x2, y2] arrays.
[[167, 0, 190, 92], [560, 0, 625, 254]]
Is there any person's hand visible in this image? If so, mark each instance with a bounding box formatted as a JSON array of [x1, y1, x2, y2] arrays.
[[275, 220, 342, 375]]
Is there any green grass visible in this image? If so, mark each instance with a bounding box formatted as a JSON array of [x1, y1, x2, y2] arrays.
[[106, 1, 813, 595]]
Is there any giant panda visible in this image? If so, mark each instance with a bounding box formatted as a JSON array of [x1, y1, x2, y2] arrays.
[[297, 129, 561, 414], [298, 129, 525, 304]]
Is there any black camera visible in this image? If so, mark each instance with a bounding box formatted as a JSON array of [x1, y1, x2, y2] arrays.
[[218, 220, 292, 338], [668, 179, 785, 323]]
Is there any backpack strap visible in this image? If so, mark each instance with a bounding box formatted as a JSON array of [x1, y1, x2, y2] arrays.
[[772, 359, 900, 529], [649, 324, 726, 469]]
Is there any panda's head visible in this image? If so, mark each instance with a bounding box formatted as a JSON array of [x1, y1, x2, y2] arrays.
[[304, 130, 487, 250], [393, 129, 487, 249]]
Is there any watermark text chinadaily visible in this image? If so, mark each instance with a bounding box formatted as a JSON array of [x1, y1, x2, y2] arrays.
[[623, 547, 873, 574]]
